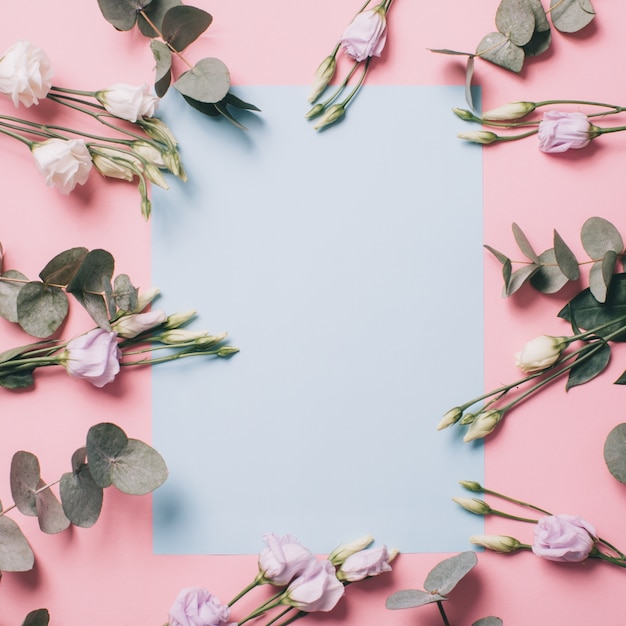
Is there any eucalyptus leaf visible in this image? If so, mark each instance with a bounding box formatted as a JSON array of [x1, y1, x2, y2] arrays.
[[424, 551, 478, 596], [97, 0, 152, 31], [495, 0, 536, 47], [60, 467, 104, 528], [523, 27, 552, 56], [614, 369, 626, 385], [39, 247, 88, 286], [473, 618, 503, 626], [565, 341, 610, 390], [512, 222, 539, 262], [10, 451, 41, 516], [386, 589, 445, 609], [604, 423, 626, 483], [588, 250, 617, 304], [213, 101, 249, 130], [223, 92, 261, 112], [35, 478, 70, 534], [17, 282, 68, 338], [182, 94, 220, 117], [484, 244, 509, 265], [550, 0, 595, 33], [0, 515, 35, 572], [526, 0, 550, 31], [0, 370, 35, 389], [86, 423, 129, 488], [476, 32, 525, 73], [465, 55, 475, 111], [530, 249, 569, 294], [505, 264, 539, 296], [553, 230, 580, 280], [581, 217, 623, 259], [113, 274, 138, 312], [0, 269, 28, 323], [138, 0, 182, 36], [21, 609, 50, 626], [162, 5, 212, 52], [151, 40, 172, 97], [502, 257, 512, 293], [109, 439, 168, 495], [428, 48, 475, 56], [174, 58, 230, 104]]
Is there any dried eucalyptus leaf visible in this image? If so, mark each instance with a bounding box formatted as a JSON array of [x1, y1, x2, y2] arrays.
[[86, 422, 129, 488], [465, 55, 475, 111], [589, 251, 617, 304], [505, 264, 539, 296], [113, 274, 138, 313], [512, 222, 539, 262], [110, 439, 168, 495], [473, 618, 503, 626], [386, 589, 445, 609], [60, 468, 104, 528], [0, 370, 35, 389], [21, 609, 50, 626], [424, 552, 478, 596], [0, 269, 28, 323], [10, 451, 41, 516], [553, 230, 580, 280], [604, 423, 626, 483], [476, 32, 525, 73], [530, 248, 569, 294], [17, 282, 68, 338], [35, 478, 70, 534], [566, 341, 610, 390], [151, 40, 172, 97], [97, 0, 152, 31], [39, 247, 89, 286], [0, 516, 34, 572], [174, 58, 230, 104], [550, 0, 595, 33], [581, 217, 623, 259], [138, 0, 181, 36], [162, 5, 212, 52], [495, 0, 536, 46]]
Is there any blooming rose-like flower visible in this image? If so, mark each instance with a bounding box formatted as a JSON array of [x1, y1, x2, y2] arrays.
[[337, 545, 394, 582], [64, 328, 120, 388], [31, 138, 93, 195], [339, 6, 387, 62], [96, 83, 159, 122], [283, 559, 345, 612], [538, 111, 593, 153], [258, 533, 316, 585], [169, 587, 236, 626], [0, 40, 53, 107], [515, 335, 568, 374], [112, 310, 167, 339], [532, 514, 597, 562]]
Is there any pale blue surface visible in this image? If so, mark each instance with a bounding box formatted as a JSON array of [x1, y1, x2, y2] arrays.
[[151, 85, 484, 554]]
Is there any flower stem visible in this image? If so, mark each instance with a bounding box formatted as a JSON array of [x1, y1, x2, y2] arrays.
[[228, 576, 261, 607]]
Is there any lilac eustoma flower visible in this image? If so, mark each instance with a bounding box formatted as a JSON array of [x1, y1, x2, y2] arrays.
[[339, 6, 387, 62], [64, 328, 120, 388], [169, 588, 236, 626], [532, 514, 597, 562], [538, 111, 592, 153], [283, 559, 345, 613], [258, 533, 316, 585]]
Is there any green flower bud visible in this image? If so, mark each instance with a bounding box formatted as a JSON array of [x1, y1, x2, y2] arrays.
[[437, 407, 463, 430], [452, 497, 491, 515], [463, 409, 503, 442], [160, 329, 208, 345], [452, 107, 478, 121], [309, 55, 336, 103], [482, 101, 536, 121], [328, 534, 374, 566], [217, 346, 240, 357], [458, 412, 476, 425], [314, 104, 345, 131], [459, 480, 483, 492], [470, 534, 521, 553], [305, 103, 326, 120], [164, 310, 197, 329], [457, 130, 499, 145]]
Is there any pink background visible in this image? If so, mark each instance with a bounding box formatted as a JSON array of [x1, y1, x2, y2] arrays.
[[1, 1, 626, 624]]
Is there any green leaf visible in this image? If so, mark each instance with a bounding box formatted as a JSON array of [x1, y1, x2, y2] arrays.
[[67, 249, 115, 330], [223, 92, 261, 112], [526, 0, 550, 31], [588, 251, 617, 303], [523, 27, 552, 56], [553, 230, 580, 280], [10, 451, 41, 516], [162, 5, 212, 52], [505, 264, 539, 296], [495, 0, 536, 46], [484, 244, 509, 265], [86, 423, 129, 488], [182, 94, 220, 117], [17, 282, 68, 338], [502, 257, 512, 294], [97, 0, 152, 31], [550, 0, 595, 33], [138, 0, 181, 36], [565, 341, 610, 390], [60, 448, 104, 528], [0, 269, 28, 323], [0, 370, 35, 389], [476, 32, 525, 73], [214, 101, 249, 130], [0, 516, 35, 572], [424, 551, 478, 596], [472, 619, 503, 626], [385, 589, 445, 609], [21, 609, 50, 626], [604, 423, 626, 483], [39, 247, 89, 286], [428, 48, 475, 56], [109, 439, 168, 495], [35, 477, 70, 534], [512, 222, 539, 262], [465, 55, 475, 112], [530, 248, 569, 294], [174, 58, 230, 104], [581, 217, 623, 259], [150, 39, 172, 97], [113, 274, 138, 313]]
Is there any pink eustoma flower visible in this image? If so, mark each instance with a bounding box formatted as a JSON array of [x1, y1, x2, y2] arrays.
[[169, 588, 236, 626], [64, 328, 120, 388], [538, 111, 592, 153], [283, 559, 345, 613], [337, 545, 393, 582], [258, 533, 316, 585], [532, 514, 597, 562], [339, 7, 387, 62]]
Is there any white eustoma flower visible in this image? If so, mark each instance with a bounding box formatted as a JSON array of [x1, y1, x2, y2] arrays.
[[96, 83, 159, 122], [31, 138, 92, 195], [0, 40, 53, 107]]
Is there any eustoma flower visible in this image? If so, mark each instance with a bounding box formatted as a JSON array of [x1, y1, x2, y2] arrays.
[[63, 328, 121, 388], [31, 138, 93, 194], [257, 533, 316, 585], [515, 335, 568, 374], [336, 545, 395, 581], [339, 5, 388, 62], [0, 40, 53, 107], [111, 309, 167, 339], [95, 83, 159, 122], [537, 111, 594, 153], [282, 559, 345, 612], [168, 588, 235, 626], [532, 514, 597, 562]]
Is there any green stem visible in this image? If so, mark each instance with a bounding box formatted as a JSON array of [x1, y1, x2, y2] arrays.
[[120, 348, 223, 367], [49, 85, 97, 98], [437, 601, 451, 626], [481, 488, 551, 516], [269, 610, 306, 626], [340, 57, 371, 109], [237, 592, 285, 625], [228, 576, 261, 607], [263, 607, 296, 626], [0, 125, 34, 148]]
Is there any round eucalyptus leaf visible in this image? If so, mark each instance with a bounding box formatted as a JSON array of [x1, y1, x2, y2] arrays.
[[150, 40, 172, 97], [17, 282, 68, 338], [553, 230, 580, 280], [526, 0, 550, 31], [39, 247, 88, 286], [424, 551, 478, 596], [174, 58, 231, 104], [0, 269, 28, 323], [495, 0, 536, 47], [476, 32, 525, 73], [138, 0, 182, 36], [97, 0, 152, 31], [113, 273, 138, 313], [530, 249, 569, 294], [523, 27, 552, 57], [0, 515, 35, 572], [473, 618, 503, 626], [21, 609, 50, 626], [505, 263, 539, 296], [581, 217, 623, 259], [71, 447, 88, 473], [110, 439, 168, 495], [86, 422, 129, 488], [604, 423, 626, 483], [162, 5, 213, 52], [565, 340, 610, 390], [60, 468, 104, 528], [10, 451, 41, 516], [550, 0, 595, 33], [35, 478, 71, 534], [386, 589, 444, 609]]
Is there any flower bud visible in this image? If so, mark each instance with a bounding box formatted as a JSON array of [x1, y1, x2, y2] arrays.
[[164, 310, 197, 329], [162, 149, 187, 181], [452, 107, 477, 121], [470, 534, 521, 553], [314, 104, 345, 131], [144, 162, 169, 189], [138, 116, 178, 149], [90, 146, 141, 182], [452, 497, 491, 515], [482, 101, 536, 121], [328, 534, 374, 566], [131, 140, 166, 167], [217, 346, 240, 357], [459, 480, 483, 492], [437, 407, 463, 430], [458, 412, 476, 425], [309, 55, 336, 103], [195, 332, 228, 347], [305, 103, 325, 120], [134, 287, 160, 312], [112, 309, 167, 338], [159, 329, 209, 345], [515, 335, 568, 374], [463, 409, 502, 442], [457, 131, 499, 145]]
